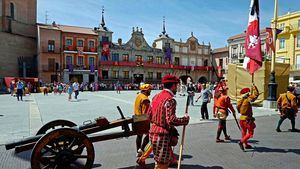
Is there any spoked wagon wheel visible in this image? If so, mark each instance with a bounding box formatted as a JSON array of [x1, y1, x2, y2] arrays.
[[31, 128, 95, 169], [36, 120, 77, 135]]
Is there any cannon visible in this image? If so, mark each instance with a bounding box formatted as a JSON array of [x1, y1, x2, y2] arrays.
[[5, 106, 150, 169]]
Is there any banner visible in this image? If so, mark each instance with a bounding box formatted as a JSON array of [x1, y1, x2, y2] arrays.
[[244, 0, 262, 75], [101, 42, 110, 60], [265, 27, 275, 55], [68, 64, 73, 72], [77, 47, 84, 56], [165, 47, 172, 61], [90, 65, 95, 73]]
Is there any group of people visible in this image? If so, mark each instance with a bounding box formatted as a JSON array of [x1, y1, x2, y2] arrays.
[[132, 75, 299, 168], [9, 80, 35, 100], [134, 75, 189, 169]]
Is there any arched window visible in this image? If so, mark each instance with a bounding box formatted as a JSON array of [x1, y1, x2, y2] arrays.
[[10, 2, 15, 19]]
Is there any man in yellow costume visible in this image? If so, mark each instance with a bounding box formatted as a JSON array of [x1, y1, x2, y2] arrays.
[[276, 86, 300, 132], [134, 84, 152, 160], [237, 84, 259, 150]]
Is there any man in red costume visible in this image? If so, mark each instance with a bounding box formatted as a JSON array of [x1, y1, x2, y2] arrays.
[[214, 86, 235, 142], [149, 75, 190, 169], [237, 84, 259, 150], [213, 79, 227, 114]]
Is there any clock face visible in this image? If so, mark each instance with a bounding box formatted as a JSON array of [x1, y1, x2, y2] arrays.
[[135, 37, 142, 47]]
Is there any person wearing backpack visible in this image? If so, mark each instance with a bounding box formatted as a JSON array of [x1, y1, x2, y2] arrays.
[[237, 84, 259, 151], [276, 86, 300, 132]]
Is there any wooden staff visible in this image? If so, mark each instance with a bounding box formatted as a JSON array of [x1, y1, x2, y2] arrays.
[[177, 96, 189, 169]]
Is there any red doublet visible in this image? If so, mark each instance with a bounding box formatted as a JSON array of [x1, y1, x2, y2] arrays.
[[149, 89, 188, 164]]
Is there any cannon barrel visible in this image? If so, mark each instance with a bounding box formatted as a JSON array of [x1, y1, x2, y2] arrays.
[[5, 134, 43, 150], [5, 120, 104, 151]]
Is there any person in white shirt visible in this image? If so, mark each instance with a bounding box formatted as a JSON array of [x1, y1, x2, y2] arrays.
[[73, 81, 79, 99]]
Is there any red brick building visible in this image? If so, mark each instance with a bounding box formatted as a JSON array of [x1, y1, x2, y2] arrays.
[[37, 23, 98, 83], [0, 0, 37, 79]]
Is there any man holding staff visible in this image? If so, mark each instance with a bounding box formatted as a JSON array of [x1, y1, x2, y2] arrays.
[[149, 75, 189, 169]]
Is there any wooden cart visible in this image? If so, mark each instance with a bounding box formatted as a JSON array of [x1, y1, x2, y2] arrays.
[[5, 106, 150, 169]]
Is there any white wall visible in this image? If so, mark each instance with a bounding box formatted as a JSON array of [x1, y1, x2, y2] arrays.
[[197, 59, 203, 66], [175, 45, 179, 52], [155, 41, 162, 49], [190, 57, 196, 66], [182, 58, 188, 66], [198, 48, 202, 54]]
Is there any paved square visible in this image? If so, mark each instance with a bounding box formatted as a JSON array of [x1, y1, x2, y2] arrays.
[[0, 91, 299, 169]]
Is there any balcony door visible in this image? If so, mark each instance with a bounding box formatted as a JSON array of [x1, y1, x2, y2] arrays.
[[48, 58, 55, 71], [297, 55, 300, 69]]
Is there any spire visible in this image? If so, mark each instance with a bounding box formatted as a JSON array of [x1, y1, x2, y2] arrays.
[[162, 16, 166, 35], [101, 6, 105, 28]]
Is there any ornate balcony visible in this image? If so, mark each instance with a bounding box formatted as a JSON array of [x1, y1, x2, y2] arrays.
[[99, 60, 212, 70]]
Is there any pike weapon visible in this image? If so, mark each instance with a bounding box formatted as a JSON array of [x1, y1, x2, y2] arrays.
[[228, 109, 241, 131], [178, 96, 189, 169]]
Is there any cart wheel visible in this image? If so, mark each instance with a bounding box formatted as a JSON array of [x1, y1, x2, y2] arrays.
[[36, 120, 77, 135], [31, 128, 95, 169]]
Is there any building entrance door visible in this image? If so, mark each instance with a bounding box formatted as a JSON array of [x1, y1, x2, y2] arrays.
[[69, 74, 83, 83], [133, 74, 144, 84], [89, 74, 95, 83]]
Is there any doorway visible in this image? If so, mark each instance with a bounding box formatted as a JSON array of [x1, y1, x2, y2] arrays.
[[69, 74, 83, 83], [133, 74, 144, 84], [89, 74, 95, 83]]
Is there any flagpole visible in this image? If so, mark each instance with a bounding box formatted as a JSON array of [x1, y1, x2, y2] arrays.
[[267, 0, 278, 101]]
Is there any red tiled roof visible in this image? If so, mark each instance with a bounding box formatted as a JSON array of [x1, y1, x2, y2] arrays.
[[59, 25, 97, 35], [212, 47, 228, 53], [38, 23, 97, 35], [228, 29, 267, 41]]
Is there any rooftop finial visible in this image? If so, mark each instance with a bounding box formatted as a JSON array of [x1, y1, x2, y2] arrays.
[[101, 6, 105, 28], [191, 32, 194, 37], [162, 16, 166, 35]]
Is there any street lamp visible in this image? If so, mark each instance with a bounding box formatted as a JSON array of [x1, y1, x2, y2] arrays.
[[267, 0, 278, 101]]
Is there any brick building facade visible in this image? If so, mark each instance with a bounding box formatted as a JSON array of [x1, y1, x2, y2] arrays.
[[0, 0, 37, 78], [37, 23, 98, 83]]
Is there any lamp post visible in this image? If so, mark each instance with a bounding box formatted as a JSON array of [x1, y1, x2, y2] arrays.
[[267, 0, 278, 101]]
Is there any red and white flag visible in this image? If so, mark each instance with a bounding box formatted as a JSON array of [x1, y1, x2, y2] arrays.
[[266, 27, 275, 55], [243, 0, 262, 75]]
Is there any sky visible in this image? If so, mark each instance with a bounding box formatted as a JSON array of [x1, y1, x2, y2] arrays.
[[37, 0, 300, 49]]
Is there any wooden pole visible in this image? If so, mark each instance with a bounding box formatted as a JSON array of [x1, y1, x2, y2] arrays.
[[177, 96, 189, 169]]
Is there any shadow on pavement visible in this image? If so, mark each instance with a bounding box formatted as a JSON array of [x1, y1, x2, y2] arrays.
[[230, 139, 259, 144], [253, 146, 300, 155], [70, 99, 88, 102], [13, 150, 102, 168], [174, 153, 193, 160], [22, 100, 34, 102], [119, 163, 224, 169], [14, 150, 32, 160]]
